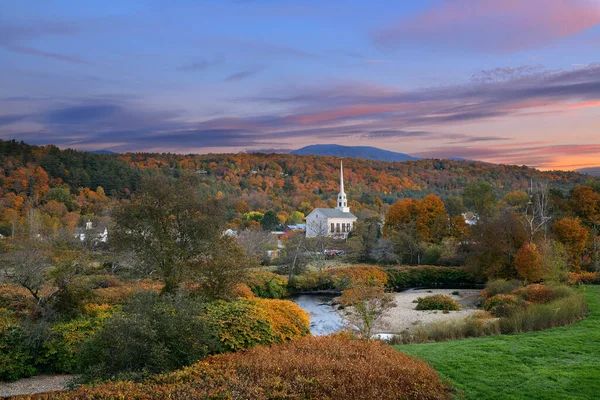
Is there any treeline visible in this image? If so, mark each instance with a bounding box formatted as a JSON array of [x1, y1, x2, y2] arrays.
[[1, 139, 598, 238]]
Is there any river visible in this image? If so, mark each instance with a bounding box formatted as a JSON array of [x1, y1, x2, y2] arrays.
[[288, 294, 345, 335]]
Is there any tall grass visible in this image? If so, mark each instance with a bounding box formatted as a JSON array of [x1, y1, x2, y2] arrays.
[[395, 288, 588, 344], [499, 293, 588, 334]]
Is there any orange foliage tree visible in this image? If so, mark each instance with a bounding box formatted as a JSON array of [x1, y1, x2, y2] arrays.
[[553, 218, 589, 270], [514, 243, 544, 283]]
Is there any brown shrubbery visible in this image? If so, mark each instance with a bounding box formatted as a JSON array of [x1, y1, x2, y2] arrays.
[[415, 294, 461, 311], [28, 336, 451, 400], [569, 272, 600, 285], [289, 265, 388, 292]]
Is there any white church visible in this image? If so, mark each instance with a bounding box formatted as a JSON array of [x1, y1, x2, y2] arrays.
[[306, 160, 357, 239]]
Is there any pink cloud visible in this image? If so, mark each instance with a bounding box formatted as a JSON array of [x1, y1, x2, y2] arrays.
[[375, 0, 600, 52]]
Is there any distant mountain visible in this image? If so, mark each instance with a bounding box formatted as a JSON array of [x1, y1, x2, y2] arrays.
[[91, 149, 117, 155], [576, 167, 600, 177], [292, 144, 420, 162]]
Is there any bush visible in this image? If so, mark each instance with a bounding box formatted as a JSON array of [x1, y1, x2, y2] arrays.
[[244, 270, 288, 298], [481, 279, 522, 300], [568, 272, 600, 285], [0, 309, 36, 381], [415, 295, 461, 311], [512, 284, 573, 304], [92, 280, 163, 305], [0, 284, 32, 314], [289, 266, 388, 292], [202, 298, 309, 352], [77, 292, 221, 383], [38, 305, 115, 373], [483, 294, 523, 317], [386, 266, 478, 291], [42, 336, 451, 399], [231, 283, 256, 299]]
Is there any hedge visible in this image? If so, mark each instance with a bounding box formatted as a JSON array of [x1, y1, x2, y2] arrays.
[[27, 336, 451, 400], [386, 266, 479, 291]]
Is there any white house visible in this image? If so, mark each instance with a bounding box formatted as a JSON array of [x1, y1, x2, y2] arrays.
[[306, 160, 357, 239]]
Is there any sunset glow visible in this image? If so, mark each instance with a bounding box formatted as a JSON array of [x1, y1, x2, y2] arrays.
[[1, 0, 599, 171]]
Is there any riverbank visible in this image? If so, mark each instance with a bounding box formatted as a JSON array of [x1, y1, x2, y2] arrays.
[[384, 289, 481, 333]]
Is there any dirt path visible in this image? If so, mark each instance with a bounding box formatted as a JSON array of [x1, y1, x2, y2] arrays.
[[0, 375, 72, 398], [382, 288, 482, 333]]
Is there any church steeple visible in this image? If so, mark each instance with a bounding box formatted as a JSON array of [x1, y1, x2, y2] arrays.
[[336, 159, 349, 212]]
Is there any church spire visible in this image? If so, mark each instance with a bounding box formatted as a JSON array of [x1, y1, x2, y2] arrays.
[[336, 159, 349, 212], [340, 159, 344, 194]]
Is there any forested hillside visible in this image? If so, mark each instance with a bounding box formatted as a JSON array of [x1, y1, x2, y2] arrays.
[[0, 139, 597, 236]]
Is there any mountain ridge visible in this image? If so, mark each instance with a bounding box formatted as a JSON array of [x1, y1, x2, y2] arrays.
[[291, 144, 420, 162]]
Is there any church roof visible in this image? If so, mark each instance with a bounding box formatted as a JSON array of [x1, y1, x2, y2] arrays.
[[310, 208, 357, 219]]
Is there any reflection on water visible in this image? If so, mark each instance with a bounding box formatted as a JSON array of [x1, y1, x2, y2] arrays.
[[289, 294, 345, 336]]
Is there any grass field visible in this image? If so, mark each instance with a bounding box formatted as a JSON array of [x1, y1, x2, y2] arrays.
[[396, 286, 600, 400]]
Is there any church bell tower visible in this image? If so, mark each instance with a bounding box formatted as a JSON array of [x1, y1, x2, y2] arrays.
[[336, 160, 350, 213]]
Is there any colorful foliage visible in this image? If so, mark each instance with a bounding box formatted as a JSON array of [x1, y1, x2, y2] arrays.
[[514, 243, 544, 283], [415, 294, 461, 311], [568, 271, 600, 285], [244, 270, 288, 298], [202, 298, 309, 352], [29, 336, 451, 400], [483, 294, 523, 317]]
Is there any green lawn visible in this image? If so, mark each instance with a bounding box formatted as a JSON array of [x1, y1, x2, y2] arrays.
[[396, 286, 600, 400]]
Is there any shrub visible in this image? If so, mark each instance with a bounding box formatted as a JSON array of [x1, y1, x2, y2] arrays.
[[568, 272, 600, 285], [244, 270, 288, 298], [39, 336, 451, 399], [481, 279, 522, 300], [289, 266, 388, 292], [0, 284, 32, 314], [38, 305, 115, 373], [202, 298, 309, 352], [0, 309, 36, 381], [386, 266, 477, 291], [483, 294, 524, 317], [77, 292, 221, 383], [232, 283, 256, 299], [415, 294, 461, 311], [328, 266, 388, 289], [92, 280, 163, 305], [512, 284, 573, 304]]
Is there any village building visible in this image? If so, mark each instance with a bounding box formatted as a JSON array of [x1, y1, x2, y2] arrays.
[[306, 160, 357, 239]]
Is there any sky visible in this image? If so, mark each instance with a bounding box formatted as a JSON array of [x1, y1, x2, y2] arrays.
[[1, 0, 600, 172]]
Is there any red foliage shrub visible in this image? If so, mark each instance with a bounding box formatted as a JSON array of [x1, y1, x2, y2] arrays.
[[0, 284, 32, 313], [232, 283, 256, 299], [483, 294, 523, 317], [92, 280, 163, 305], [512, 284, 573, 304], [327, 265, 388, 289], [568, 272, 600, 285], [28, 336, 451, 400]]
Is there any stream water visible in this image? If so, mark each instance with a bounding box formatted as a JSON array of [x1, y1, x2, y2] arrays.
[[288, 294, 344, 335]]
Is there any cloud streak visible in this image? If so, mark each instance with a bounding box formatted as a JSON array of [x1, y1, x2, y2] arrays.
[[374, 0, 600, 53]]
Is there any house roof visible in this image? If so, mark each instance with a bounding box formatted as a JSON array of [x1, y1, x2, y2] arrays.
[[309, 208, 357, 219]]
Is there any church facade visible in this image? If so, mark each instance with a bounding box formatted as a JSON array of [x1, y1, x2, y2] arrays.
[[306, 160, 357, 239]]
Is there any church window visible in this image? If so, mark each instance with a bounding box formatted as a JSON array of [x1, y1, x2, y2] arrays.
[[331, 223, 335, 233], [342, 223, 346, 232], [339, 202, 342, 207], [336, 223, 340, 233]]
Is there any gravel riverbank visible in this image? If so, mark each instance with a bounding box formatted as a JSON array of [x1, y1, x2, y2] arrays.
[[0, 375, 72, 398]]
